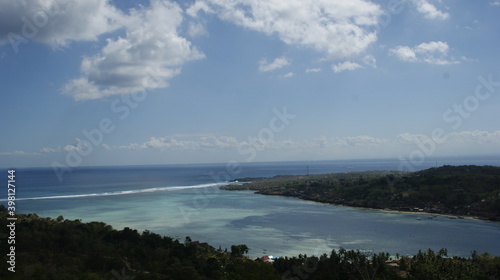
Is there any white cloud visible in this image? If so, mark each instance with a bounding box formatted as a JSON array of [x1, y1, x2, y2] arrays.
[[398, 130, 500, 145], [8, 131, 500, 163], [416, 41, 449, 53], [290, 135, 389, 150], [113, 134, 392, 155], [389, 41, 460, 65], [333, 135, 389, 146], [305, 68, 321, 73], [101, 144, 111, 150], [0, 150, 40, 156], [390, 46, 417, 62], [187, 21, 208, 37], [282, 72, 295, 78], [362, 54, 377, 68], [411, 0, 449, 20], [188, 0, 382, 60], [397, 133, 429, 144], [47, 134, 389, 153], [491, 1, 500, 6], [0, 0, 123, 48], [186, 1, 214, 17], [34, 135, 236, 153], [40, 147, 61, 153], [63, 0, 204, 100], [110, 131, 500, 154], [447, 130, 500, 144], [40, 138, 95, 153], [332, 61, 363, 73], [258, 56, 290, 72], [114, 135, 240, 151]]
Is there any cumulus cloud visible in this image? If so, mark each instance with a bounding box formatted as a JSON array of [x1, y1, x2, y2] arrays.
[[188, 0, 382, 60], [62, 0, 204, 100], [389, 41, 460, 65], [332, 61, 363, 73], [0, 0, 123, 49], [411, 0, 449, 20], [258, 56, 290, 72], [282, 72, 295, 78], [389, 46, 417, 62], [0, 0, 205, 100], [330, 54, 376, 73]]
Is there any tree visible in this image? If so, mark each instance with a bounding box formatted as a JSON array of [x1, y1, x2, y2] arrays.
[[231, 244, 249, 258]]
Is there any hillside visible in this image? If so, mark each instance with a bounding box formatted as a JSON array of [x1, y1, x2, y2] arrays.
[[1, 208, 499, 279]]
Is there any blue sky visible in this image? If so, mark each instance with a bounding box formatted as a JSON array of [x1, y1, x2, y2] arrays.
[[0, 0, 499, 168]]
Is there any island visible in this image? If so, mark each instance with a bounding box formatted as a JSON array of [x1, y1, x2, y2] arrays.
[[221, 165, 500, 221]]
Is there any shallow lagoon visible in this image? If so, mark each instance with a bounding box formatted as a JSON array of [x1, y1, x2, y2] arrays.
[[21, 186, 500, 259]]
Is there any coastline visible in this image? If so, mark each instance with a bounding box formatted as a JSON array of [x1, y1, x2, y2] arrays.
[[296, 195, 486, 222], [292, 193, 489, 222], [222, 165, 500, 222], [224, 189, 492, 222], [353, 206, 481, 221]]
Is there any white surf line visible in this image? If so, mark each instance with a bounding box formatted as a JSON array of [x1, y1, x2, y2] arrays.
[[0, 182, 227, 201]]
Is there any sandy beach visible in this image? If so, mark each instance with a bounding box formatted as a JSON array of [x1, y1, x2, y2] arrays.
[[362, 207, 481, 221]]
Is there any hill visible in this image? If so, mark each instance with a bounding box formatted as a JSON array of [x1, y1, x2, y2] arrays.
[[221, 165, 500, 220]]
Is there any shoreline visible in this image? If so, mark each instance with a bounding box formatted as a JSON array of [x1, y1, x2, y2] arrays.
[[221, 165, 500, 223], [226, 189, 493, 222], [299, 196, 490, 222], [306, 198, 488, 222], [353, 206, 481, 221]]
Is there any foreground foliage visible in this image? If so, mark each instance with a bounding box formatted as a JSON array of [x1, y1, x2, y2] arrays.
[[0, 208, 499, 279]]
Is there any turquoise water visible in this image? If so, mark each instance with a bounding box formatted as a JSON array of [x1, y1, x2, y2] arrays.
[[3, 158, 500, 258]]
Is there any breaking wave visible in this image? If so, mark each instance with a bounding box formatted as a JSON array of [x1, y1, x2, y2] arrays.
[[3, 182, 225, 201]]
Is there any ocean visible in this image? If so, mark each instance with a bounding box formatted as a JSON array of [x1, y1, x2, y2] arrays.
[[2, 157, 500, 258]]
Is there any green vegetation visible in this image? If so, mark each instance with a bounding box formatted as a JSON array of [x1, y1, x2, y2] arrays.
[[222, 165, 500, 220], [0, 208, 499, 279], [1, 165, 499, 279], [0, 208, 280, 280]]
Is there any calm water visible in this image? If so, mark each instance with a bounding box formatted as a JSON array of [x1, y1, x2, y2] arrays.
[[2, 157, 500, 258]]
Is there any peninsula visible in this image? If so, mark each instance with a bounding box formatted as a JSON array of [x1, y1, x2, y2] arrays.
[[221, 165, 500, 221]]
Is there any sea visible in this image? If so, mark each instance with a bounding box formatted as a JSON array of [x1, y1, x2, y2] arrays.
[[2, 157, 500, 258]]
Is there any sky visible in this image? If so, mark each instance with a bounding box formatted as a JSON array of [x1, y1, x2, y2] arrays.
[[0, 0, 499, 169]]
